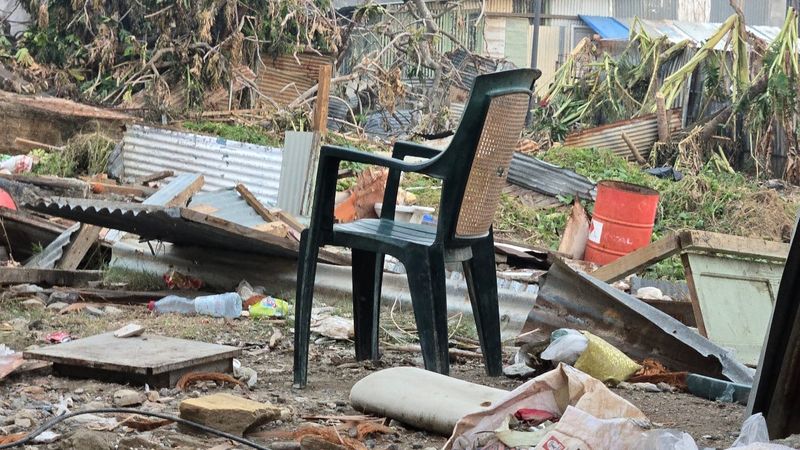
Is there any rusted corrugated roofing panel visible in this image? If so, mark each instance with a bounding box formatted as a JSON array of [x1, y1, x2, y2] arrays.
[[563, 109, 682, 160], [255, 53, 333, 108]]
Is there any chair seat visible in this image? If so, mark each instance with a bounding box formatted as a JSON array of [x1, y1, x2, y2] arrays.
[[333, 218, 437, 249]]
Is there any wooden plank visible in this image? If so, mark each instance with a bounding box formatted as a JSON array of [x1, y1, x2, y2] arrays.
[[0, 208, 66, 234], [621, 132, 646, 165], [679, 230, 789, 261], [179, 208, 298, 251], [134, 170, 174, 185], [311, 64, 332, 134], [24, 333, 240, 374], [90, 182, 155, 197], [143, 173, 205, 207], [0, 173, 89, 197], [235, 183, 279, 222], [591, 233, 682, 283], [276, 210, 305, 233], [14, 137, 63, 152], [55, 224, 101, 270], [0, 268, 102, 286]]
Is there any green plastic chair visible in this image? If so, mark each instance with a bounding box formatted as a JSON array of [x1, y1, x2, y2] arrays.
[[294, 69, 541, 387]]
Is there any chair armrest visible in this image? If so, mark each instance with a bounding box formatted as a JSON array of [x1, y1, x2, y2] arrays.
[[321, 145, 432, 172], [307, 145, 436, 231], [391, 141, 444, 160]]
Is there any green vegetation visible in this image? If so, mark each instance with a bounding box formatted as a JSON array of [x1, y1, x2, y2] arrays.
[[30, 132, 114, 177], [182, 121, 283, 147], [103, 267, 165, 291], [491, 146, 798, 279]]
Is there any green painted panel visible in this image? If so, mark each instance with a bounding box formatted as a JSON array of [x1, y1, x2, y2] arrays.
[[504, 18, 530, 68], [686, 253, 783, 366]]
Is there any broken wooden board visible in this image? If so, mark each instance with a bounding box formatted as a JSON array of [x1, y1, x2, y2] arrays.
[[0, 173, 89, 197], [679, 230, 789, 261], [56, 224, 101, 270], [591, 233, 681, 283], [24, 332, 240, 388], [0, 268, 103, 286], [235, 183, 279, 222]]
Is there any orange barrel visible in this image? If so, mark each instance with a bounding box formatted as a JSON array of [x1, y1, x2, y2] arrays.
[[584, 180, 659, 265]]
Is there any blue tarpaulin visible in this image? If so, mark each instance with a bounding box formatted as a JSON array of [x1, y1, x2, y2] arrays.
[[579, 15, 630, 40]]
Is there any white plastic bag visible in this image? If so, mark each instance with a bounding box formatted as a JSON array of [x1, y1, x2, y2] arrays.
[[732, 414, 770, 447], [640, 430, 699, 450], [0, 155, 34, 174], [540, 329, 588, 365]]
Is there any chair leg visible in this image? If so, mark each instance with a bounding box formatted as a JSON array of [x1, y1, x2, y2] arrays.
[[293, 229, 321, 388], [463, 236, 503, 377], [406, 247, 450, 375], [352, 249, 383, 361]]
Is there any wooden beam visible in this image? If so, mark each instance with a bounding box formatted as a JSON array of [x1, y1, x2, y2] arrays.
[[679, 230, 789, 262], [311, 64, 332, 135], [134, 170, 174, 185], [591, 233, 682, 283], [276, 210, 305, 234], [235, 183, 279, 222], [14, 137, 63, 152], [90, 182, 155, 198], [681, 252, 708, 337], [656, 93, 670, 142], [143, 173, 204, 207], [0, 173, 89, 197], [56, 224, 101, 270], [621, 132, 647, 165], [0, 268, 103, 286]]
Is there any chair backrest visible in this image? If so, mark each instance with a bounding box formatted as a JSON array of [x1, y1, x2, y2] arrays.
[[434, 69, 540, 245]]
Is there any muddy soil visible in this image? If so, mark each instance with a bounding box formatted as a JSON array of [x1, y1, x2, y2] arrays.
[[0, 299, 782, 449]]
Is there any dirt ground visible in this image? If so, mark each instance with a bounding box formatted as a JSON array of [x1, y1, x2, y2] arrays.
[[0, 297, 786, 450]]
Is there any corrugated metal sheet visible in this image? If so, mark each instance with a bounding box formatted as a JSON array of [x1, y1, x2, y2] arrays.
[[504, 17, 531, 67], [579, 15, 629, 40], [28, 198, 300, 258], [564, 109, 682, 160], [534, 258, 754, 384], [507, 152, 597, 201], [617, 18, 783, 47], [484, 16, 506, 58], [578, 15, 629, 40], [486, 0, 512, 13], [534, 25, 561, 93], [278, 131, 316, 216], [547, 0, 609, 16], [255, 53, 332, 108], [613, 0, 679, 20], [189, 189, 266, 229], [120, 125, 283, 206], [24, 223, 80, 269]]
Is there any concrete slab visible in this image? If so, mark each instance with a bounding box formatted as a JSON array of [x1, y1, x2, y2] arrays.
[[24, 332, 240, 387]]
